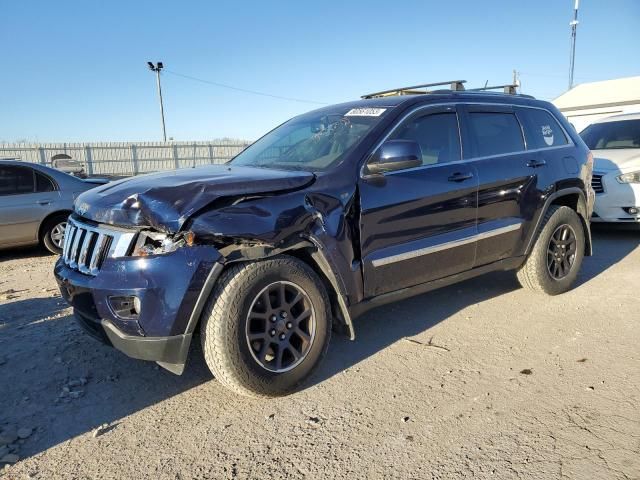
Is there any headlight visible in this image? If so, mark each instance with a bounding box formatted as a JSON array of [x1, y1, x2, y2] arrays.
[[616, 171, 640, 184], [131, 231, 195, 256]]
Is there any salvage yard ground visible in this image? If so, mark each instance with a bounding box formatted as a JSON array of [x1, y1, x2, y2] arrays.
[[0, 228, 639, 479]]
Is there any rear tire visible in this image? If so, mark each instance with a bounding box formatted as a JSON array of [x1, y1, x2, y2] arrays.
[[41, 214, 69, 254], [517, 206, 585, 295], [200, 256, 331, 397]]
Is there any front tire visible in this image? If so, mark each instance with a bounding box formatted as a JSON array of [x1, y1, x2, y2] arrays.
[[200, 256, 331, 397], [517, 206, 585, 295]]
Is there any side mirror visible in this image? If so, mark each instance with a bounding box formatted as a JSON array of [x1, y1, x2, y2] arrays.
[[367, 140, 422, 174]]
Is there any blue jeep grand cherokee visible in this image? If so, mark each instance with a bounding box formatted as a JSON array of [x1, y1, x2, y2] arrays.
[[55, 81, 594, 397]]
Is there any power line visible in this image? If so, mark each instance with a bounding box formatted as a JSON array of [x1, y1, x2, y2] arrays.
[[164, 70, 329, 105]]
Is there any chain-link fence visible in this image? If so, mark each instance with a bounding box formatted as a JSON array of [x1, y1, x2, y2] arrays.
[[0, 140, 251, 177]]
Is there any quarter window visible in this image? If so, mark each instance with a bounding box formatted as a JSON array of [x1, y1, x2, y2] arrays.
[[518, 108, 568, 149], [0, 166, 35, 196], [35, 171, 55, 192], [468, 112, 525, 157], [391, 112, 461, 165]]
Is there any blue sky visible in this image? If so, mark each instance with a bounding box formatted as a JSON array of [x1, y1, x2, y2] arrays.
[[1, 0, 638, 142]]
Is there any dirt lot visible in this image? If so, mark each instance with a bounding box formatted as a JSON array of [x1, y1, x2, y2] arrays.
[[0, 228, 639, 479]]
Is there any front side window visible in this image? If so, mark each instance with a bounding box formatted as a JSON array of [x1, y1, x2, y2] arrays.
[[0, 166, 35, 196], [580, 119, 640, 150], [468, 112, 525, 157], [518, 108, 568, 149], [390, 112, 461, 165], [230, 106, 390, 172]]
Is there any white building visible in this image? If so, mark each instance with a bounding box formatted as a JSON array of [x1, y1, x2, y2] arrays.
[[553, 76, 640, 133]]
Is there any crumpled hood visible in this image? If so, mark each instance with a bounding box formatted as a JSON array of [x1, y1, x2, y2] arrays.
[[74, 165, 315, 232], [593, 149, 640, 172]]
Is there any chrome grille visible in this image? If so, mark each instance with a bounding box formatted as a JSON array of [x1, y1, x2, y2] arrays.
[[62, 218, 136, 275], [591, 174, 604, 194]]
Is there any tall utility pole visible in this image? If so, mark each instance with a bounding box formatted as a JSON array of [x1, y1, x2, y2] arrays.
[[147, 61, 167, 142], [568, 0, 580, 90]]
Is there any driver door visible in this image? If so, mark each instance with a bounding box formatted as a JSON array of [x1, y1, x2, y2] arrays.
[[358, 105, 479, 297]]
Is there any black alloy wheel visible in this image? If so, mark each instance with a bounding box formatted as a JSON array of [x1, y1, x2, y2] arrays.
[[245, 281, 316, 373], [546, 224, 577, 280]]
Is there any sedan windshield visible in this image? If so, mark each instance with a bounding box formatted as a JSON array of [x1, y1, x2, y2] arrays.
[[580, 119, 640, 150], [230, 106, 389, 172]]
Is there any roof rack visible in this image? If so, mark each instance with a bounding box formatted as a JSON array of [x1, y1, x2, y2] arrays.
[[468, 83, 520, 95], [362, 81, 530, 98], [361, 80, 466, 99]]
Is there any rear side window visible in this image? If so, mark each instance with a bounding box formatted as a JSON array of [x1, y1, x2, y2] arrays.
[[0, 166, 35, 196], [468, 112, 525, 157], [391, 112, 461, 165], [35, 171, 55, 192], [518, 108, 568, 149]]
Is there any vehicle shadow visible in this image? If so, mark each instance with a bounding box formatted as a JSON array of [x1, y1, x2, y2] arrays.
[[0, 246, 50, 262], [0, 229, 636, 461], [0, 296, 212, 461], [311, 228, 639, 388]]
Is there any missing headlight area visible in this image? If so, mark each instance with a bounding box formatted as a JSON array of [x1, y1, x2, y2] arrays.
[[131, 230, 196, 256]]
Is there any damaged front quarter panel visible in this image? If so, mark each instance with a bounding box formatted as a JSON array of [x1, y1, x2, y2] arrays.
[[186, 186, 362, 338]]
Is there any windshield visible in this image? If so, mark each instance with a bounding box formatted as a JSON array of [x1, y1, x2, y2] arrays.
[[580, 119, 640, 150], [230, 106, 389, 172]]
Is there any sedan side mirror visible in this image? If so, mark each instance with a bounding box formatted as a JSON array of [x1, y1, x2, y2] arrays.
[[367, 140, 422, 174]]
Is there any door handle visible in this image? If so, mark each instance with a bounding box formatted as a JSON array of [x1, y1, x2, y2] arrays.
[[448, 172, 474, 182], [37, 200, 52, 206], [526, 159, 547, 168]]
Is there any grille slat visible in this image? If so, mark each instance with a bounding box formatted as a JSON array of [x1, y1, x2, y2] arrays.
[[88, 233, 106, 273], [69, 229, 85, 268], [63, 224, 75, 263], [592, 174, 604, 194], [62, 218, 136, 276], [77, 231, 95, 274]]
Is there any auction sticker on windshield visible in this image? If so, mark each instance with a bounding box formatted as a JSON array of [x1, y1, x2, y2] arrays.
[[345, 108, 387, 117]]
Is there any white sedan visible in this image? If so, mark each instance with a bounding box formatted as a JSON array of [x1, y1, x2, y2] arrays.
[[580, 113, 640, 224]]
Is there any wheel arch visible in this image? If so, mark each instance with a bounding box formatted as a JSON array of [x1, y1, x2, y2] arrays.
[[183, 245, 355, 343], [38, 210, 72, 242], [527, 188, 592, 257], [285, 247, 355, 340]]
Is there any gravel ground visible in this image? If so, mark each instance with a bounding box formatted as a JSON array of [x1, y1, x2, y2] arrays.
[[0, 228, 639, 479]]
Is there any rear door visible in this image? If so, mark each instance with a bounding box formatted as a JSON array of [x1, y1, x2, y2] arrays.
[[0, 165, 57, 247], [359, 105, 479, 297], [459, 105, 539, 266]]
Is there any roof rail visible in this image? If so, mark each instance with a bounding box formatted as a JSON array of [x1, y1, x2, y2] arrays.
[[361, 80, 466, 99], [468, 83, 520, 95]]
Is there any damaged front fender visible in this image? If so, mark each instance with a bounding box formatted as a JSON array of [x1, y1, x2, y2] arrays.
[[187, 187, 362, 338]]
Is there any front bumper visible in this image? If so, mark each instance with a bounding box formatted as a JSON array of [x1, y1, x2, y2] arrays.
[[55, 245, 223, 372], [592, 172, 640, 223]]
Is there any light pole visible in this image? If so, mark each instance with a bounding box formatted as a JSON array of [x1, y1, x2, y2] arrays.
[[568, 0, 580, 90], [147, 61, 167, 142]]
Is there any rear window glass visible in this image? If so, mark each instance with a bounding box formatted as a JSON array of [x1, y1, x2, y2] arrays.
[[468, 112, 525, 157], [0, 165, 34, 196], [580, 120, 640, 150], [518, 108, 568, 149], [35, 171, 55, 192]]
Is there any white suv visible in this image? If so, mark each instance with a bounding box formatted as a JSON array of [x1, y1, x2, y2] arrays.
[[580, 113, 640, 224]]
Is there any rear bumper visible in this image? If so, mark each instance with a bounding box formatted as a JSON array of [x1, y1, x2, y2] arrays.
[[55, 245, 224, 372]]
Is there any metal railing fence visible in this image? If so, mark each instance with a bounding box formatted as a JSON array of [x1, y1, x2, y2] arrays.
[[0, 140, 251, 177]]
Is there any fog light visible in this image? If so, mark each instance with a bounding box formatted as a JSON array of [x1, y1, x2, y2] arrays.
[[624, 207, 639, 216], [108, 295, 141, 320]]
